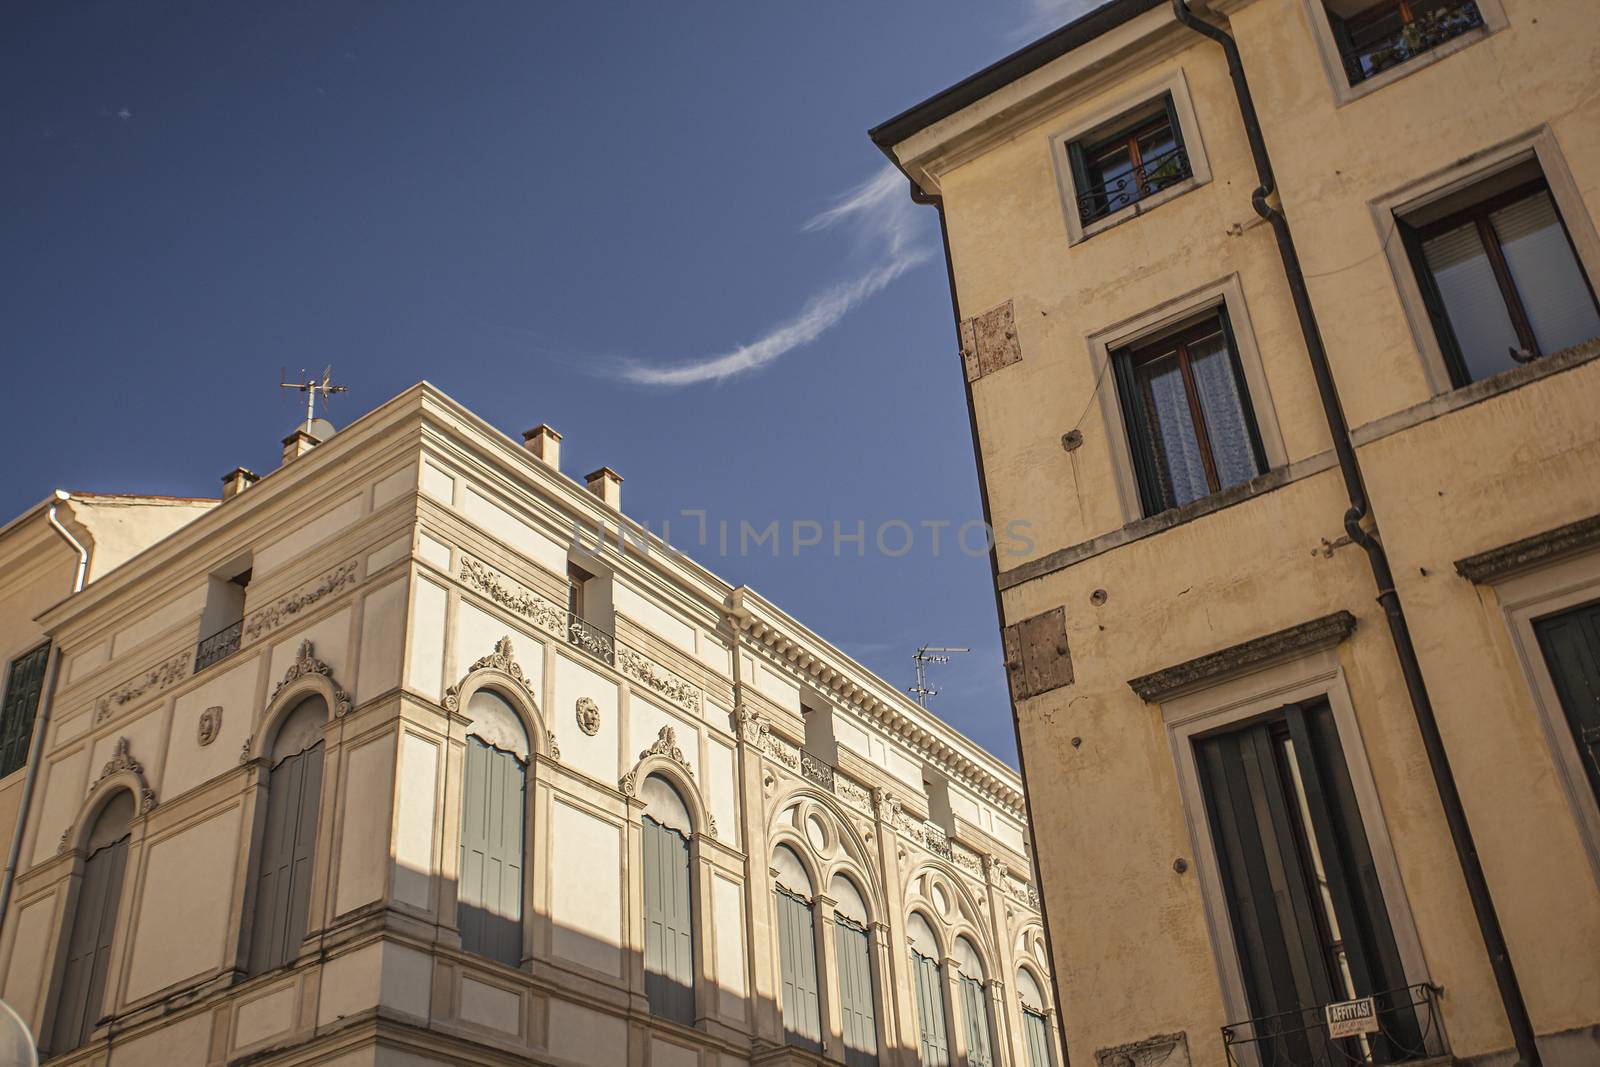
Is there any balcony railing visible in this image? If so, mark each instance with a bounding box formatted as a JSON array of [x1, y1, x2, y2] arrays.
[[566, 611, 615, 667], [923, 822, 954, 863], [799, 749, 836, 792], [1340, 0, 1484, 85], [194, 620, 243, 673], [1077, 144, 1192, 225], [1221, 983, 1446, 1067]]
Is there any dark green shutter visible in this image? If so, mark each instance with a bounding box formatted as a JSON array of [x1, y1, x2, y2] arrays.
[[0, 642, 49, 778], [834, 917, 879, 1066], [774, 887, 821, 1049], [459, 737, 526, 966], [1023, 1009, 1054, 1067], [911, 950, 950, 1067], [49, 827, 129, 1054], [1397, 218, 1471, 387], [1216, 303, 1270, 476], [1534, 603, 1600, 810], [1327, 12, 1358, 85], [249, 741, 323, 976], [1067, 139, 1094, 224], [1160, 93, 1191, 181], [960, 975, 994, 1067], [642, 815, 695, 1024], [1111, 347, 1166, 517]]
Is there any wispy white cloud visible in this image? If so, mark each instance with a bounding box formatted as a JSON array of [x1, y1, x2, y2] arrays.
[[1014, 0, 1098, 40], [609, 165, 932, 388]]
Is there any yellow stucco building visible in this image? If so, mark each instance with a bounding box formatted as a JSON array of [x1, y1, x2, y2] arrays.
[[872, 0, 1600, 1065]]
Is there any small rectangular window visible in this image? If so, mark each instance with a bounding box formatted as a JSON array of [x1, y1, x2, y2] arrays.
[[1112, 309, 1267, 517], [1067, 94, 1191, 226], [1399, 170, 1600, 388], [1325, 0, 1485, 85], [0, 642, 49, 778]]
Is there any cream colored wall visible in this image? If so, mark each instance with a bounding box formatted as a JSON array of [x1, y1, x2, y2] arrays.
[[916, 1, 1600, 1063]]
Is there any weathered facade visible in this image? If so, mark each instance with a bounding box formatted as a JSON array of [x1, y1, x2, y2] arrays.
[[0, 385, 1059, 1067], [872, 0, 1600, 1065]]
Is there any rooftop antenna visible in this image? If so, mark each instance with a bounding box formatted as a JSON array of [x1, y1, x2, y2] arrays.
[[909, 645, 969, 708], [280, 365, 347, 436]]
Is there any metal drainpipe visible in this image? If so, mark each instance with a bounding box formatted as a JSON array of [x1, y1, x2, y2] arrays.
[[0, 493, 88, 936], [1168, 2, 1540, 1063], [909, 181, 1074, 1066]]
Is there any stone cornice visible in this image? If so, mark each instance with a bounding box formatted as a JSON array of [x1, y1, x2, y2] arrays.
[[1453, 513, 1600, 584], [1129, 612, 1357, 702], [729, 589, 1026, 819]]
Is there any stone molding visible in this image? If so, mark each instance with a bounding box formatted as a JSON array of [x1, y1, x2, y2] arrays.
[[1453, 513, 1600, 583], [243, 559, 359, 641], [1094, 1031, 1189, 1067], [1128, 612, 1357, 702], [272, 639, 353, 716], [619, 725, 697, 796], [62, 737, 156, 852], [458, 556, 565, 638], [616, 644, 701, 714], [443, 635, 531, 713], [95, 649, 191, 722]]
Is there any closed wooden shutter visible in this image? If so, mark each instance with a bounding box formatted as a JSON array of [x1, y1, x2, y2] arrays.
[[249, 740, 323, 976], [1022, 1008, 1054, 1067], [49, 808, 130, 1054], [774, 886, 821, 1049], [833, 916, 878, 1066], [642, 814, 695, 1024], [1535, 602, 1600, 808], [959, 975, 994, 1067], [0, 642, 49, 777], [911, 950, 950, 1067], [459, 736, 526, 966]]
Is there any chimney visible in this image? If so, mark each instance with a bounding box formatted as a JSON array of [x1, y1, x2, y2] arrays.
[[523, 424, 562, 470], [282, 427, 321, 465], [221, 467, 260, 500], [585, 467, 623, 510]]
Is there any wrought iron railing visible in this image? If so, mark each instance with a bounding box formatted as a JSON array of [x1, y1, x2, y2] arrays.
[[1078, 144, 1191, 224], [1221, 983, 1446, 1067], [194, 620, 242, 673], [1340, 0, 1484, 84], [799, 749, 836, 792], [924, 822, 954, 863], [566, 611, 615, 666]]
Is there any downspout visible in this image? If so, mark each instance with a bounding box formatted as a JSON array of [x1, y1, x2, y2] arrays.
[[1168, 3, 1540, 1065], [909, 181, 1074, 1067], [0, 493, 87, 935]]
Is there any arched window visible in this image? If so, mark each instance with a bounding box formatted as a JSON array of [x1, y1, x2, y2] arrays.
[[249, 694, 327, 976], [1018, 968, 1054, 1067], [907, 912, 950, 1067], [640, 774, 694, 1024], [459, 688, 528, 966], [48, 790, 133, 1055], [830, 874, 878, 1067], [772, 844, 821, 1049], [954, 937, 994, 1067]]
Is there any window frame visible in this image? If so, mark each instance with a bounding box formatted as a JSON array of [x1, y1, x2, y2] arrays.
[[1375, 129, 1600, 397], [0, 641, 50, 779], [1301, 0, 1507, 106], [1160, 647, 1432, 1045], [1049, 69, 1212, 245]]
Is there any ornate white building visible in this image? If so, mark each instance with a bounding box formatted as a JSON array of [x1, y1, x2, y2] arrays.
[[0, 384, 1060, 1067]]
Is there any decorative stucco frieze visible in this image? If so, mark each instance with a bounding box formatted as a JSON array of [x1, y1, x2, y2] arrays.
[[458, 556, 565, 638], [763, 730, 800, 771], [874, 788, 901, 824], [834, 772, 873, 815], [63, 737, 156, 852], [95, 650, 191, 722], [619, 725, 696, 797], [951, 840, 984, 876], [444, 635, 532, 712], [1127, 611, 1358, 702], [734, 704, 769, 746], [272, 639, 352, 716], [615, 644, 701, 714], [242, 559, 359, 641], [1005, 875, 1040, 910]]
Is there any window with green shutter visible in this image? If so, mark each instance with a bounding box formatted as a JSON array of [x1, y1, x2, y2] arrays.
[[831, 874, 878, 1067], [248, 695, 327, 977], [459, 688, 529, 967], [641, 775, 696, 1025], [773, 844, 821, 1049], [1023, 1009, 1054, 1067], [954, 938, 993, 1067], [48, 791, 132, 1056], [1534, 600, 1600, 811], [908, 913, 950, 1067], [0, 642, 49, 778]]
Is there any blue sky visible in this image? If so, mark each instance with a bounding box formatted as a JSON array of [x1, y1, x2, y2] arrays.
[[0, 1, 1092, 765]]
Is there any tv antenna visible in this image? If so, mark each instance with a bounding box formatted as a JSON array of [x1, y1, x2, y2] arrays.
[[281, 366, 347, 435], [909, 645, 969, 708]]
